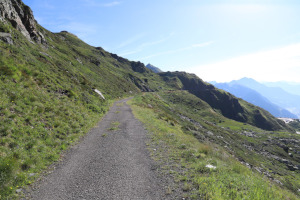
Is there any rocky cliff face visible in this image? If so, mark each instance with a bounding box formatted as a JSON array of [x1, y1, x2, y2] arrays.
[[0, 0, 45, 43], [159, 71, 291, 131]]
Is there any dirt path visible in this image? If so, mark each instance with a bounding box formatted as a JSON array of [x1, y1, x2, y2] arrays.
[[27, 98, 170, 200]]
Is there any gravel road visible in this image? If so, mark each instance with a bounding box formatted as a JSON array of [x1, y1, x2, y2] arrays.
[[27, 98, 171, 200]]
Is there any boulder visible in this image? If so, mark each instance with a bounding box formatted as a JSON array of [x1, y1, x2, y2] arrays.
[[0, 32, 12, 44]]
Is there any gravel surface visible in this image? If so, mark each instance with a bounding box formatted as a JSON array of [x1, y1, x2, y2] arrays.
[[27, 98, 172, 200]]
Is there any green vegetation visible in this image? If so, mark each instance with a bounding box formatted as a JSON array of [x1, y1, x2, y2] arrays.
[[129, 93, 299, 199], [108, 121, 120, 131], [289, 120, 300, 131]]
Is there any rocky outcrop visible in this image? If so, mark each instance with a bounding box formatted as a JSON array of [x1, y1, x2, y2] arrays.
[[131, 61, 147, 73], [128, 73, 153, 92], [160, 71, 247, 121], [0, 32, 13, 44], [0, 0, 46, 44], [111, 53, 128, 64]]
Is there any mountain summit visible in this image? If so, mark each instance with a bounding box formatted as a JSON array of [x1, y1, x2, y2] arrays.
[[0, 0, 46, 43]]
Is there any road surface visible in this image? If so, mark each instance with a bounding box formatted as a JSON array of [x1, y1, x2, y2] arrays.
[[28, 98, 171, 200]]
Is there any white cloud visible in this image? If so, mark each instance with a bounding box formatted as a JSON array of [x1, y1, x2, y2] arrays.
[[39, 0, 55, 9], [188, 43, 300, 82], [140, 41, 214, 60], [119, 50, 141, 57], [192, 41, 215, 48], [118, 32, 175, 56], [225, 4, 268, 14], [82, 0, 121, 7], [117, 34, 146, 49], [103, 1, 121, 7]]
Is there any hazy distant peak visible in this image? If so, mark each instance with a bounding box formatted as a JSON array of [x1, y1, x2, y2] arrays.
[[233, 77, 258, 84], [146, 64, 163, 73]]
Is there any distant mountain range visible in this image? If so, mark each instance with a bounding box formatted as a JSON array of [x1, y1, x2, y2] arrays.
[[146, 64, 163, 73], [213, 82, 298, 118], [211, 78, 300, 119], [263, 81, 300, 96]]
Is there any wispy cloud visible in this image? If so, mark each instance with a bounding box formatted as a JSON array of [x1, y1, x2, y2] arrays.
[[117, 34, 146, 49], [118, 32, 175, 56], [103, 1, 121, 7], [82, 0, 122, 7], [38, 0, 55, 9], [192, 41, 214, 48], [119, 50, 141, 57], [188, 43, 300, 82], [225, 4, 268, 14], [140, 41, 214, 60]]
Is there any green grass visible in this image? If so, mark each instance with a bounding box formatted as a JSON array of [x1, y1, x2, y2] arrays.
[[129, 93, 299, 199], [108, 121, 120, 131], [0, 78, 111, 198]]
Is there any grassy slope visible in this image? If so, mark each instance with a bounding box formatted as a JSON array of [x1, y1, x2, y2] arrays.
[[0, 20, 170, 198], [129, 93, 300, 199]]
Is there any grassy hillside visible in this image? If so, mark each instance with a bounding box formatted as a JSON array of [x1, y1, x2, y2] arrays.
[[130, 93, 300, 199]]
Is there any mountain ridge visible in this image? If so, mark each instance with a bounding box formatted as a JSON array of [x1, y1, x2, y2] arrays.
[[212, 82, 298, 119], [159, 72, 291, 131], [264, 81, 300, 96], [229, 78, 300, 118]]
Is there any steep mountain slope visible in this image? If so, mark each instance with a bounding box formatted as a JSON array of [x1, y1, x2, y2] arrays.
[[232, 78, 300, 118], [213, 82, 298, 118], [146, 63, 163, 73], [159, 72, 291, 131]]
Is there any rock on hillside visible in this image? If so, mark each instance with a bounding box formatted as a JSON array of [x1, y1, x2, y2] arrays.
[[0, 0, 45, 43]]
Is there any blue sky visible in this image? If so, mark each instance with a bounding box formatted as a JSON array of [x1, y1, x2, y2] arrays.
[[23, 0, 300, 82]]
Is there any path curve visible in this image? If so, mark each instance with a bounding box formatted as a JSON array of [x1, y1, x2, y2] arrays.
[[28, 98, 168, 200]]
